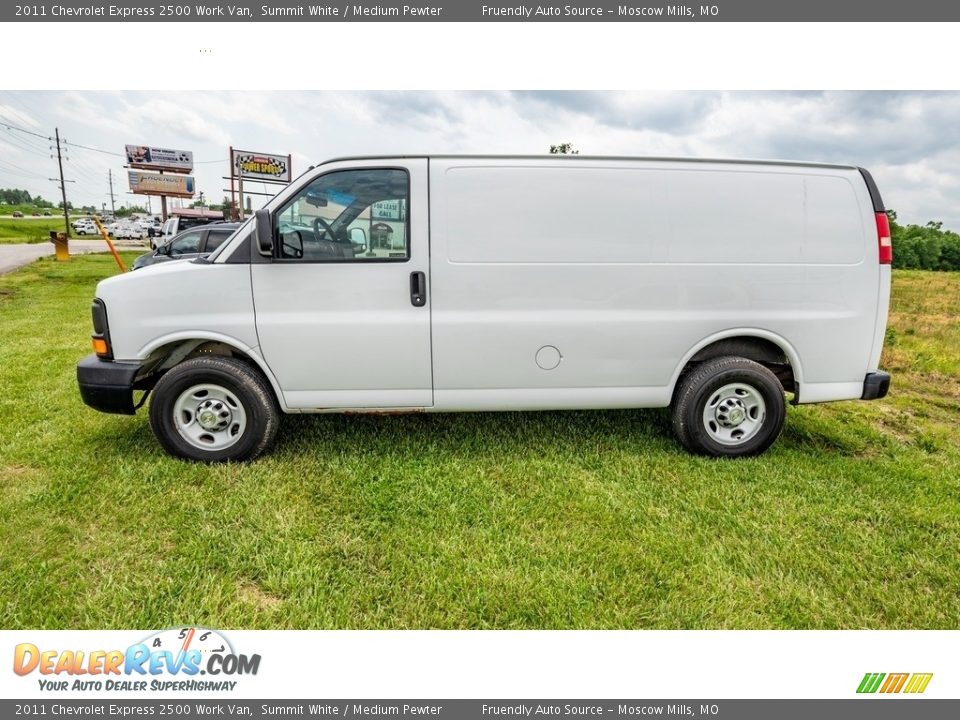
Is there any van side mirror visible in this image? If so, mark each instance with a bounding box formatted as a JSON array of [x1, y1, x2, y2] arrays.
[[349, 227, 367, 252], [280, 230, 304, 260], [255, 209, 273, 256]]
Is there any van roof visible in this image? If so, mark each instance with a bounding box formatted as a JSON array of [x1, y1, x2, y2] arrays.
[[320, 154, 860, 171]]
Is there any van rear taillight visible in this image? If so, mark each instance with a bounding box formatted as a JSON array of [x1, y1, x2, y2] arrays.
[[876, 212, 892, 265]]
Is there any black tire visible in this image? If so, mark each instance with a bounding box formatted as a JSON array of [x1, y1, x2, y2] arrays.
[[671, 356, 785, 458], [149, 356, 280, 462]]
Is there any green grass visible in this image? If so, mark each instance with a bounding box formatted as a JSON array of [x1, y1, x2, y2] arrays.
[[0, 217, 72, 243], [0, 256, 958, 629]]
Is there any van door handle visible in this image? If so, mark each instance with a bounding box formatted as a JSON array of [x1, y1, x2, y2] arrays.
[[410, 271, 427, 307]]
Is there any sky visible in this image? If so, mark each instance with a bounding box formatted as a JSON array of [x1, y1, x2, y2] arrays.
[[0, 90, 958, 230]]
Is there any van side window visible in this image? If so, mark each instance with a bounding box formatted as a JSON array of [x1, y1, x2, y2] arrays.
[[274, 168, 409, 262]]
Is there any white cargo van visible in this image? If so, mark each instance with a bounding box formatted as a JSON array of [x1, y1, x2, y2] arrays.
[[77, 155, 892, 461]]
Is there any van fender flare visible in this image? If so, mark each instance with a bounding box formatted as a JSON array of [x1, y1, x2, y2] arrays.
[[668, 328, 805, 397], [137, 331, 288, 411]]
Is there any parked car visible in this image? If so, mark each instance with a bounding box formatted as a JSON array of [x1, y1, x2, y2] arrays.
[[78, 155, 893, 462], [131, 223, 241, 270]]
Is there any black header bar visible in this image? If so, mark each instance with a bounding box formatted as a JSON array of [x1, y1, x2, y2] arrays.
[[6, 0, 960, 22]]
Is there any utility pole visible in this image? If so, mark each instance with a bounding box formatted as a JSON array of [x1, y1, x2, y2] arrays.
[[54, 128, 70, 238], [108, 169, 116, 215]]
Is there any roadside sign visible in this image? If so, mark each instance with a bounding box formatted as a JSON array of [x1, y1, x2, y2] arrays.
[[128, 171, 195, 198], [233, 150, 291, 182], [125, 145, 194, 173]]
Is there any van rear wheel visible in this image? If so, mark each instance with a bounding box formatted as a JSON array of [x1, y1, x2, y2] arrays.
[[671, 356, 785, 458], [149, 356, 279, 462]]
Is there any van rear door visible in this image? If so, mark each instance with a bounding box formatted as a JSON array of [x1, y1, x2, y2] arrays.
[[251, 159, 433, 409]]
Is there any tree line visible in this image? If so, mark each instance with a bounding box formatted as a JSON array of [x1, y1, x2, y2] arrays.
[[888, 211, 960, 272], [0, 188, 53, 208]]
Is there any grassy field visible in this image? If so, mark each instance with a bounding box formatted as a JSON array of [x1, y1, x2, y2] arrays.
[[0, 217, 72, 244], [0, 256, 958, 629]]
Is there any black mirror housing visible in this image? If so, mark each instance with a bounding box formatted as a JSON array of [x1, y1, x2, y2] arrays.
[[280, 230, 304, 260], [255, 209, 273, 256]]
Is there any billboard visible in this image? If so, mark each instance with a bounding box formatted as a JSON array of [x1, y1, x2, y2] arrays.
[[125, 145, 194, 173], [128, 171, 195, 198], [233, 150, 291, 182]]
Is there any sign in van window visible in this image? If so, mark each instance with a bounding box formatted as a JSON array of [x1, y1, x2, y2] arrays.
[[372, 199, 405, 221]]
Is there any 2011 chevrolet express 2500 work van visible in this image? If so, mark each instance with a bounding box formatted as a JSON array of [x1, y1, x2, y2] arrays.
[[77, 155, 892, 461]]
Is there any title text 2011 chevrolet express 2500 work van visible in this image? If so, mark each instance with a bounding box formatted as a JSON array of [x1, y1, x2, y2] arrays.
[[76, 155, 892, 462]]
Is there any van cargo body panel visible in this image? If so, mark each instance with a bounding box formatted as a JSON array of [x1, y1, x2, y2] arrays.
[[428, 157, 882, 406]]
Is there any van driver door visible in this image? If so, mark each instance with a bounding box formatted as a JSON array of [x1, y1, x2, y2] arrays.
[[251, 159, 432, 409]]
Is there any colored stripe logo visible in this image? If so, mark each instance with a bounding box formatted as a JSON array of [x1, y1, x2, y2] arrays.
[[857, 672, 933, 694]]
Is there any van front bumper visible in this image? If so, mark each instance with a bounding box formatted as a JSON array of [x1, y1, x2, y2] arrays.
[[861, 371, 891, 400], [76, 354, 142, 415]]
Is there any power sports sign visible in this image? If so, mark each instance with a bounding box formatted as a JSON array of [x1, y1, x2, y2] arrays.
[[233, 150, 291, 183]]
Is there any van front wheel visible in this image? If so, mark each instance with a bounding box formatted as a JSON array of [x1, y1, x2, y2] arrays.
[[671, 356, 785, 457], [149, 357, 279, 462]]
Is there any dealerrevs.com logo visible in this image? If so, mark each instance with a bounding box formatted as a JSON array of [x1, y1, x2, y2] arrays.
[[13, 627, 261, 693]]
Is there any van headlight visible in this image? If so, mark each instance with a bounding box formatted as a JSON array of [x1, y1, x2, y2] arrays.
[[91, 298, 113, 359]]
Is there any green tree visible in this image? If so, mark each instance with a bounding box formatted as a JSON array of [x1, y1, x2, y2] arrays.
[[887, 210, 960, 272], [549, 143, 579, 155]]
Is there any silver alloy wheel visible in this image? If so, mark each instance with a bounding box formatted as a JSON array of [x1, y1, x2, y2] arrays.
[[172, 383, 247, 451], [701, 382, 766, 446]]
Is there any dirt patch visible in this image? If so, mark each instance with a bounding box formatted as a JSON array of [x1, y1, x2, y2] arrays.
[[0, 465, 43, 500], [238, 580, 282, 611]]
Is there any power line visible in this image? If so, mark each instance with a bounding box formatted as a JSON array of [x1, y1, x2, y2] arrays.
[[0, 125, 51, 153], [0, 171, 47, 185], [0, 157, 49, 179], [0, 118, 50, 142], [1, 110, 227, 164], [12, 125, 228, 164], [63, 139, 123, 157], [8, 91, 49, 125], [63, 152, 109, 183], [0, 91, 47, 129], [0, 133, 53, 159]]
